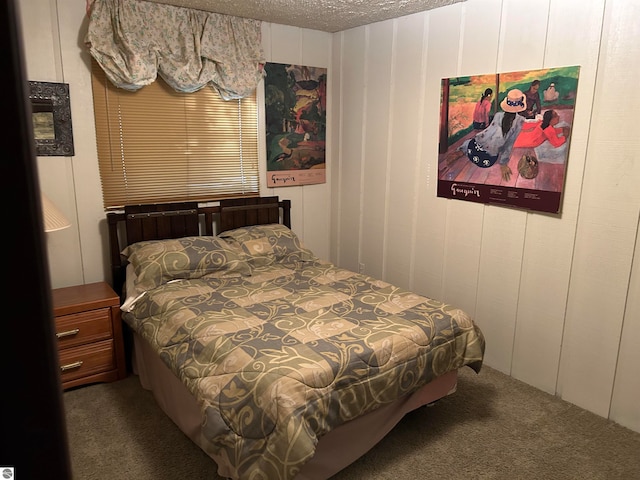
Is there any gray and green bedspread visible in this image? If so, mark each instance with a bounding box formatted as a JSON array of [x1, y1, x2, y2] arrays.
[[121, 226, 485, 480]]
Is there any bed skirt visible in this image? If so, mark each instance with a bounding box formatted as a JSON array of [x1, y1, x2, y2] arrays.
[[132, 332, 458, 480]]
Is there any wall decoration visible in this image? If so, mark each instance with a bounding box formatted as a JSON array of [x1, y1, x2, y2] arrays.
[[264, 63, 326, 187], [29, 81, 75, 156], [437, 66, 580, 214]]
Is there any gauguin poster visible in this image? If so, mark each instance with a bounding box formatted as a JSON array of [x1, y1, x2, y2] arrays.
[[264, 63, 327, 187], [437, 66, 580, 214]]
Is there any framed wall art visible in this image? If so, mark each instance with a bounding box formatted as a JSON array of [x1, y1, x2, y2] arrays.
[[264, 63, 326, 187], [29, 81, 75, 156], [437, 66, 580, 214]]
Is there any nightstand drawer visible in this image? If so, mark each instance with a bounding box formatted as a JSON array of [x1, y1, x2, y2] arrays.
[[53, 282, 126, 390], [55, 308, 112, 349], [58, 339, 115, 383]]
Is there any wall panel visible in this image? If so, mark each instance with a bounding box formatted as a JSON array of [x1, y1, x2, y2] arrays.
[[496, 0, 548, 71], [384, 14, 427, 288], [58, 0, 106, 285], [474, 207, 526, 371], [413, 6, 463, 300], [558, 0, 640, 417], [329, 32, 343, 263], [511, 0, 604, 393], [609, 224, 640, 431], [361, 22, 394, 279], [336, 27, 367, 271], [19, 0, 59, 81]]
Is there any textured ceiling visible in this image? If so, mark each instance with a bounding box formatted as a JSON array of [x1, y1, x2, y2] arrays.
[[144, 0, 465, 33]]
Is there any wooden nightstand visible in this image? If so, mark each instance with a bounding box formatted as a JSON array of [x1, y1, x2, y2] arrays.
[[52, 281, 126, 390]]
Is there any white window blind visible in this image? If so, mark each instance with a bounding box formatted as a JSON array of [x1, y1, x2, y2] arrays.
[[91, 61, 259, 209]]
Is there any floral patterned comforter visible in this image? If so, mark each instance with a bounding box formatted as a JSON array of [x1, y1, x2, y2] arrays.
[[123, 258, 484, 480]]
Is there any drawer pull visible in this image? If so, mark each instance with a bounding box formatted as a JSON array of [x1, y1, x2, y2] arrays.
[[60, 361, 83, 372], [56, 328, 80, 339]]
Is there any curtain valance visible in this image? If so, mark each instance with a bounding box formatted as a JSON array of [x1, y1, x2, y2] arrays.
[[85, 0, 265, 100]]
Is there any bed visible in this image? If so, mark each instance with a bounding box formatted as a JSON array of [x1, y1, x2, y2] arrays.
[[107, 196, 485, 480]]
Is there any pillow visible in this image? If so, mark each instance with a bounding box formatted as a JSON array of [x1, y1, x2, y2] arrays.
[[121, 236, 251, 294], [218, 224, 316, 267]]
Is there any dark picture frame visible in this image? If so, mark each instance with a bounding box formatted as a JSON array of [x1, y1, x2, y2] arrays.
[[29, 81, 74, 156]]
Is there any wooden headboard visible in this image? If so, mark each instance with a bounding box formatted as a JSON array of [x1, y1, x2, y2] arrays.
[[106, 196, 291, 297]]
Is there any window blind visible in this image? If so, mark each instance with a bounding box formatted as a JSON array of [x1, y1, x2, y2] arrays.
[[91, 61, 259, 209]]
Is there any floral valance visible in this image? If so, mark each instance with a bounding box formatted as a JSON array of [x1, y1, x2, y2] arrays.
[[85, 0, 265, 100]]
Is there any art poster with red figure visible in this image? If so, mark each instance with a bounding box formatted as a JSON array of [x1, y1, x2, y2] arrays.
[[264, 63, 327, 187], [437, 66, 580, 214]]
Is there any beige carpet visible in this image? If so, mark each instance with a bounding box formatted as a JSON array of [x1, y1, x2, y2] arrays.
[[63, 366, 640, 479]]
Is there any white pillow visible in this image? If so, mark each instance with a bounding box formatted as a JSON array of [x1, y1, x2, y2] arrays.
[[120, 263, 145, 312]]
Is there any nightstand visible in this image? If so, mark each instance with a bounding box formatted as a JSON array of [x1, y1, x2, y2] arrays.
[[52, 281, 126, 390]]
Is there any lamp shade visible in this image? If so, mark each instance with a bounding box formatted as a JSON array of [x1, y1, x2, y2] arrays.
[[41, 193, 71, 232]]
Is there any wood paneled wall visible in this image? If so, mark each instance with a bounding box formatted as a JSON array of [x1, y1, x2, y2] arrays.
[[331, 0, 640, 433]]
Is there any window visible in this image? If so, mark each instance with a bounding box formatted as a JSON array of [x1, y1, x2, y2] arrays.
[[91, 61, 259, 209]]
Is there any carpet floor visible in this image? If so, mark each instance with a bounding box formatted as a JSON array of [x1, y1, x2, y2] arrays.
[[63, 366, 640, 479]]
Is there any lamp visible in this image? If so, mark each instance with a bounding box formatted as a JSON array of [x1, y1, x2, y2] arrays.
[[41, 193, 71, 232]]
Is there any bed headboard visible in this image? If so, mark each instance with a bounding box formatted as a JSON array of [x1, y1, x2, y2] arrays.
[[106, 196, 291, 297]]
